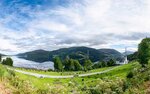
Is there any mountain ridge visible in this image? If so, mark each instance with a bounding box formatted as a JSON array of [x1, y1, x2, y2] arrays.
[[17, 46, 124, 63]]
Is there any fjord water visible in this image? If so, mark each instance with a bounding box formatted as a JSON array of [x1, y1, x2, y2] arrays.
[[2, 56, 54, 70]]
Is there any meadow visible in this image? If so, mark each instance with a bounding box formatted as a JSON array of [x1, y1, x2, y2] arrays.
[[1, 61, 150, 94]]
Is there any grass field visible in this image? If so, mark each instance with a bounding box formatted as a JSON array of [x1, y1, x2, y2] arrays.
[[1, 61, 144, 94], [13, 62, 139, 89], [82, 61, 140, 79]]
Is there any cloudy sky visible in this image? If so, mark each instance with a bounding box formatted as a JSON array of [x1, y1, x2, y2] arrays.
[[0, 0, 150, 54]]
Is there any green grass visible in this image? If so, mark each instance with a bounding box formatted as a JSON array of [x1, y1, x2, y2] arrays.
[[1, 61, 147, 94], [15, 72, 79, 89], [13, 62, 139, 89], [82, 62, 140, 80]]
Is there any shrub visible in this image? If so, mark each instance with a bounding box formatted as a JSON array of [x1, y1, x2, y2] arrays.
[[89, 79, 125, 94], [2, 57, 13, 66], [127, 71, 134, 78]]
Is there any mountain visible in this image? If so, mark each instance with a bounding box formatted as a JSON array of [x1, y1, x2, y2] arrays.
[[127, 51, 138, 61], [17, 47, 123, 63], [0, 53, 6, 56], [98, 49, 124, 61], [122, 51, 134, 55], [49, 47, 106, 63], [18, 49, 50, 62]]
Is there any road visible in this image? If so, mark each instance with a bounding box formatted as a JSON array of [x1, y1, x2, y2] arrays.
[[7, 66, 120, 78]]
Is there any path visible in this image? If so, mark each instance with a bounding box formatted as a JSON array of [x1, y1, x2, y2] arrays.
[[7, 66, 120, 79]]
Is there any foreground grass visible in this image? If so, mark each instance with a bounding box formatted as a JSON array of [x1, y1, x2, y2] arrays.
[[15, 72, 70, 89]]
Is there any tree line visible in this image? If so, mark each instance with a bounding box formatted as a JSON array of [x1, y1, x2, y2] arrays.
[[53, 56, 116, 71]]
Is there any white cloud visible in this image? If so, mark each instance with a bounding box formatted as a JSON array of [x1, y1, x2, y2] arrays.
[[28, 19, 70, 32], [0, 0, 150, 54]]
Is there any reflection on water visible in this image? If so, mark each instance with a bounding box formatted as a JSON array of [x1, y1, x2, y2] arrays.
[[2, 56, 54, 70]]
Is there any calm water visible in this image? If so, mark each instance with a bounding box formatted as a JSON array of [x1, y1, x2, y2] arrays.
[[2, 56, 54, 70]]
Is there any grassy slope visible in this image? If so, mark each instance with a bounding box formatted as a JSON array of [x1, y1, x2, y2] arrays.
[[83, 62, 139, 79], [14, 62, 139, 89]]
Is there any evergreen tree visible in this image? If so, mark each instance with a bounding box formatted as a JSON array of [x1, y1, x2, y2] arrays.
[[68, 59, 75, 71], [107, 59, 115, 66], [74, 60, 82, 71], [101, 61, 107, 67], [64, 56, 70, 70], [138, 38, 150, 66], [83, 59, 93, 70], [53, 56, 63, 71]]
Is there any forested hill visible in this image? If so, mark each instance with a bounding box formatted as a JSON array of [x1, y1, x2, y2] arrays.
[[17, 49, 50, 62], [0, 53, 6, 56], [17, 47, 123, 63], [99, 49, 124, 61]]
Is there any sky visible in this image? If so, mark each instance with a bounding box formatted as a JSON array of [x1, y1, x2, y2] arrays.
[[0, 0, 150, 55]]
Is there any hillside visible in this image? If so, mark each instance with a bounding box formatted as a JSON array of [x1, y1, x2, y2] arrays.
[[17, 47, 123, 63], [99, 49, 124, 61], [127, 51, 138, 61], [49, 47, 107, 63], [18, 49, 50, 62], [0, 53, 6, 56], [122, 51, 134, 55]]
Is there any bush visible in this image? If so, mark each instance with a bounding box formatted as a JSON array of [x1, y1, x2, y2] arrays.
[[2, 57, 13, 66], [89, 79, 125, 94], [47, 69, 53, 71], [127, 71, 134, 78]]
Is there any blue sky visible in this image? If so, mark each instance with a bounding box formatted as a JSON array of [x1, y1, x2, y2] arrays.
[[0, 0, 150, 54]]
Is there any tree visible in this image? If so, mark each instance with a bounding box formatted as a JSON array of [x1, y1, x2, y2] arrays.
[[6, 57, 13, 66], [64, 58, 83, 71], [74, 60, 83, 71], [83, 59, 93, 70], [2, 57, 13, 66], [64, 56, 70, 71], [107, 59, 115, 66], [68, 59, 75, 71], [101, 61, 107, 67], [2, 59, 6, 65], [53, 56, 63, 71], [0, 55, 1, 62], [92, 62, 103, 69], [138, 38, 150, 66]]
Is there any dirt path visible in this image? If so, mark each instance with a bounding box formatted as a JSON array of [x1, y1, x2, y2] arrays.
[[7, 66, 120, 78], [0, 82, 12, 94]]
